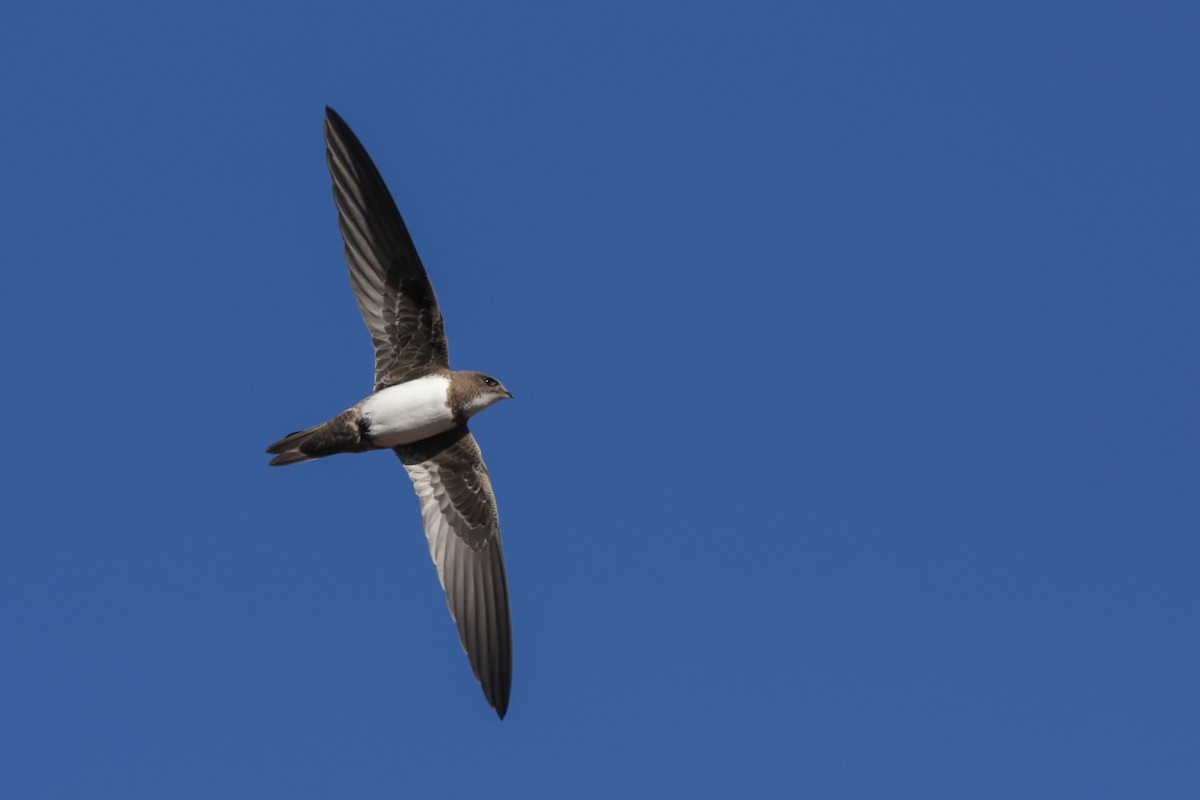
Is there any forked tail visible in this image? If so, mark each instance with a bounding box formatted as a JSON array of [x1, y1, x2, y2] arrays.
[[266, 408, 369, 466]]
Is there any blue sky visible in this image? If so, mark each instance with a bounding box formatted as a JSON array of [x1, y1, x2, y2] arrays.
[[2, 1, 1198, 797]]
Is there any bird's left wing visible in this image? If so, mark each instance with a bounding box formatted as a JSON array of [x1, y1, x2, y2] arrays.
[[394, 427, 512, 718]]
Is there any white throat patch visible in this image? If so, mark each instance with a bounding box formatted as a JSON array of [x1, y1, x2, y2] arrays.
[[463, 391, 504, 418]]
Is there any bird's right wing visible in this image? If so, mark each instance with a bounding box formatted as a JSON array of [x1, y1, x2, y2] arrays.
[[324, 107, 451, 390]]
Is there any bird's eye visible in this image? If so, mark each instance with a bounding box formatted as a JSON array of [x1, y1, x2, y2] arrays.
[[483, 376, 498, 387]]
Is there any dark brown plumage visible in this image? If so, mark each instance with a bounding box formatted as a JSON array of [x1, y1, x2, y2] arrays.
[[395, 427, 512, 716], [265, 108, 514, 718], [266, 407, 368, 465], [324, 107, 450, 391]]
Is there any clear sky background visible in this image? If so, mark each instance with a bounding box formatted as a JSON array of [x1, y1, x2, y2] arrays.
[[2, 2, 1197, 797]]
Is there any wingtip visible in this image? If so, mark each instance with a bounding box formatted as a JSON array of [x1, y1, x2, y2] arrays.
[[324, 105, 347, 132], [486, 680, 511, 720]]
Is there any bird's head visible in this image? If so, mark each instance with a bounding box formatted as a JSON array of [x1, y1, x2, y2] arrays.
[[455, 371, 514, 418]]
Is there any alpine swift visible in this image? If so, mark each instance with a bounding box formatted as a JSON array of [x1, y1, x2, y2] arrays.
[[267, 107, 514, 718]]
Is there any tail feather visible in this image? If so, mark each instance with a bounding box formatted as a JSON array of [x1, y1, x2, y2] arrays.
[[266, 408, 368, 466]]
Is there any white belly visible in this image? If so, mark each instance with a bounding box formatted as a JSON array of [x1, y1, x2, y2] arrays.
[[359, 375, 456, 447]]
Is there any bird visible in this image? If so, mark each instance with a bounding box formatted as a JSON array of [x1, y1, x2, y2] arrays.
[[267, 107, 514, 718]]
